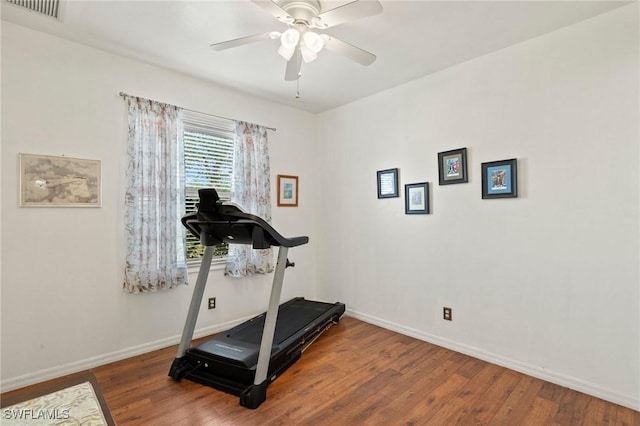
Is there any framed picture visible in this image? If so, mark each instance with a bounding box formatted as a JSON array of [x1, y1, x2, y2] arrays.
[[277, 174, 299, 207], [481, 158, 518, 199], [19, 153, 101, 207], [405, 182, 429, 214], [438, 147, 468, 185], [377, 168, 399, 198]]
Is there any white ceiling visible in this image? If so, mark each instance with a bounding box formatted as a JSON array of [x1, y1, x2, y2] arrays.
[[2, 0, 630, 113]]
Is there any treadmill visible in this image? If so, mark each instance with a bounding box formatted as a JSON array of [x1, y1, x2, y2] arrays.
[[169, 188, 345, 409]]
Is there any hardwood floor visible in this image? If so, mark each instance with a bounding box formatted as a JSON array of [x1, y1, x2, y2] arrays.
[[2, 317, 639, 425]]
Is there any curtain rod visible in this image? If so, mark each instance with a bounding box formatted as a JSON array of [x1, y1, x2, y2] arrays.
[[118, 92, 276, 132]]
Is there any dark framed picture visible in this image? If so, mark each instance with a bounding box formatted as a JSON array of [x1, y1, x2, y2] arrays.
[[481, 159, 518, 199], [405, 182, 429, 214], [377, 168, 399, 198], [438, 147, 468, 185]]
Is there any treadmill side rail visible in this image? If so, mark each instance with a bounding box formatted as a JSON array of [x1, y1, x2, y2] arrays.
[[175, 245, 215, 359], [252, 246, 288, 387]]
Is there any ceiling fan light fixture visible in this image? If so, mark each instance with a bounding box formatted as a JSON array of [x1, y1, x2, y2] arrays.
[[277, 44, 296, 61], [302, 31, 324, 53], [280, 28, 300, 49], [299, 42, 318, 63], [211, 0, 382, 80]]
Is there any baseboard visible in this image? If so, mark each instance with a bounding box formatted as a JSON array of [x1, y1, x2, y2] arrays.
[[0, 316, 249, 394], [346, 309, 640, 412]]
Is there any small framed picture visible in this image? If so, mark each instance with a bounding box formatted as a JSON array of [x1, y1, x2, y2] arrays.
[[481, 159, 518, 199], [377, 168, 399, 198], [405, 182, 429, 214], [277, 174, 298, 207], [438, 147, 468, 185]]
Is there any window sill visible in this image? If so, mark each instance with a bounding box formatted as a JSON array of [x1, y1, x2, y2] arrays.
[[187, 258, 227, 273]]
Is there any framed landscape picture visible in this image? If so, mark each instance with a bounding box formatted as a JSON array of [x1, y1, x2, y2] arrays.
[[481, 158, 518, 199], [19, 153, 101, 207], [438, 147, 468, 185]]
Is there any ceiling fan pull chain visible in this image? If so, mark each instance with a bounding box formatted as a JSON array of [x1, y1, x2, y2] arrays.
[[296, 75, 301, 99]]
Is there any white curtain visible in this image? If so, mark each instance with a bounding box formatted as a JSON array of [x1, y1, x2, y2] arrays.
[[123, 95, 188, 293], [225, 121, 274, 277]]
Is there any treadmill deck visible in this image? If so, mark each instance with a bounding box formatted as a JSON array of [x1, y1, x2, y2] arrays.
[[172, 297, 345, 395]]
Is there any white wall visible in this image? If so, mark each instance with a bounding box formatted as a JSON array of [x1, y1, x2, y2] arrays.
[[1, 22, 318, 390], [2, 3, 639, 412], [316, 4, 639, 410]]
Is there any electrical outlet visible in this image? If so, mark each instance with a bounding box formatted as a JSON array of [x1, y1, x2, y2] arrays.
[[208, 297, 216, 309], [443, 307, 452, 321]]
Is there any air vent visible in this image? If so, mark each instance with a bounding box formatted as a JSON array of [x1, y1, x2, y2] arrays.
[[5, 0, 61, 19]]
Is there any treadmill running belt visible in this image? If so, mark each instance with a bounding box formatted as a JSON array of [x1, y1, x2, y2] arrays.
[[227, 301, 326, 345], [230, 300, 331, 345], [192, 298, 344, 371]]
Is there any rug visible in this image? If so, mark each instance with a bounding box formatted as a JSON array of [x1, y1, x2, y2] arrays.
[[1, 374, 115, 425]]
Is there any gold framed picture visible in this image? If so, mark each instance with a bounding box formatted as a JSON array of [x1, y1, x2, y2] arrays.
[[19, 153, 101, 207], [277, 174, 298, 207]]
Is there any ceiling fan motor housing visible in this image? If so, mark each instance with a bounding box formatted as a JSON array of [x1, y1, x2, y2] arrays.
[[277, 0, 322, 24]]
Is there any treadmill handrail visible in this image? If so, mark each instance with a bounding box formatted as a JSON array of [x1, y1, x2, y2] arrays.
[[211, 208, 308, 248], [181, 209, 308, 249]]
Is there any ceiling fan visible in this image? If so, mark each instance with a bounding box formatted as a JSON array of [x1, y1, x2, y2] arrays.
[[210, 0, 383, 81]]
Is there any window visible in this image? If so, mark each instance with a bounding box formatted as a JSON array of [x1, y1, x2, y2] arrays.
[[183, 110, 234, 261]]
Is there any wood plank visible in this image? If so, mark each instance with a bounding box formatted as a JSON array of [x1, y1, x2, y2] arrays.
[[584, 397, 616, 426], [489, 375, 546, 424], [553, 387, 592, 425], [426, 361, 504, 424], [451, 366, 524, 424], [520, 396, 561, 425], [616, 405, 640, 426]]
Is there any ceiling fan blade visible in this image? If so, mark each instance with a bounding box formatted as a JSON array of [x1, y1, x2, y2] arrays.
[[251, 0, 294, 24], [210, 32, 276, 51], [322, 35, 376, 66], [285, 48, 302, 81], [313, 0, 383, 29]]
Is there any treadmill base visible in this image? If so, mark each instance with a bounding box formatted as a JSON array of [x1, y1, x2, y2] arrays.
[[169, 297, 345, 408]]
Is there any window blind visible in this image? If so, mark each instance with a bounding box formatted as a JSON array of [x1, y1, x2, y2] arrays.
[[183, 110, 234, 260]]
